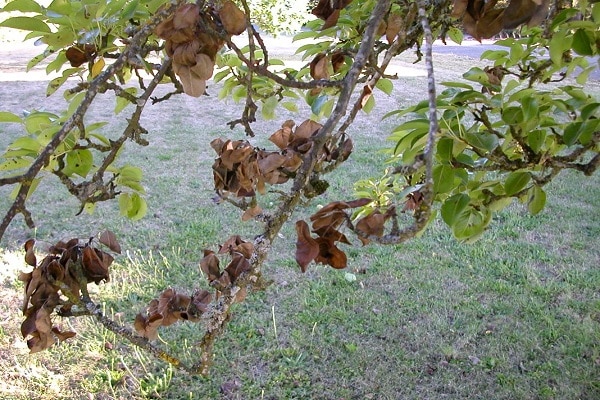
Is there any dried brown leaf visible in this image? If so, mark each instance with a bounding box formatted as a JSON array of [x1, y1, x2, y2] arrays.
[[234, 242, 254, 259], [99, 230, 121, 254], [242, 204, 262, 221], [310, 53, 330, 80], [321, 8, 340, 30], [24, 239, 36, 266], [315, 238, 347, 269], [173, 3, 200, 30], [451, 0, 469, 18], [172, 40, 201, 66], [51, 327, 76, 342], [295, 220, 319, 272], [258, 152, 286, 174], [200, 250, 221, 282], [225, 254, 251, 281], [503, 0, 548, 28], [269, 128, 291, 149], [313, 226, 351, 245], [331, 51, 345, 73], [218, 0, 247, 35], [386, 12, 403, 44], [82, 246, 110, 284], [359, 85, 373, 110], [356, 211, 386, 245], [134, 313, 163, 340], [173, 62, 207, 97], [295, 119, 322, 140]]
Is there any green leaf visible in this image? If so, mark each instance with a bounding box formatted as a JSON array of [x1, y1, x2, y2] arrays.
[[572, 29, 594, 56], [47, 68, 77, 97], [362, 95, 375, 114], [527, 186, 546, 215], [24, 112, 56, 134], [481, 49, 509, 62], [527, 130, 545, 153], [464, 131, 498, 152], [0, 158, 31, 171], [83, 202, 96, 215], [261, 96, 278, 120], [119, 165, 143, 181], [121, 0, 139, 20], [65, 149, 93, 178], [320, 98, 334, 117], [293, 30, 317, 41], [1, 0, 43, 13], [8, 136, 41, 152], [501, 106, 524, 125], [118, 193, 132, 216], [310, 94, 328, 115], [114, 88, 137, 114], [46, 51, 68, 74], [433, 165, 456, 195], [27, 49, 54, 72], [576, 66, 596, 85], [375, 78, 394, 95], [281, 101, 298, 112], [452, 206, 492, 242], [0, 16, 50, 32], [10, 177, 41, 200], [441, 193, 470, 227], [549, 29, 571, 66], [563, 122, 584, 145], [580, 103, 600, 120], [120, 192, 147, 220], [440, 81, 473, 90], [504, 172, 530, 196], [436, 137, 453, 163], [593, 3, 600, 23], [0, 111, 22, 123], [447, 27, 463, 44], [462, 67, 491, 86]]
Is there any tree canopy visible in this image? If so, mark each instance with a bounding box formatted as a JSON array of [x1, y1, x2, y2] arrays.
[[0, 0, 598, 374]]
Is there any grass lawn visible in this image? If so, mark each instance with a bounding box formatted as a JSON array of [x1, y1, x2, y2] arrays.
[[0, 38, 599, 399]]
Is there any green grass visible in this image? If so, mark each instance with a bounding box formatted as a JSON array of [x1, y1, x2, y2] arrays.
[[0, 46, 599, 399]]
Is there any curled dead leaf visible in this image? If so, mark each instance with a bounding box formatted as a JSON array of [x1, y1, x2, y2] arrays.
[[99, 230, 121, 254], [295, 220, 320, 272], [295, 119, 322, 139], [218, 0, 247, 35], [24, 238, 36, 266], [173, 3, 200, 30], [310, 53, 330, 80], [242, 204, 262, 221], [134, 313, 163, 340], [355, 211, 386, 245], [65, 44, 96, 68], [200, 250, 221, 282], [315, 238, 347, 269]]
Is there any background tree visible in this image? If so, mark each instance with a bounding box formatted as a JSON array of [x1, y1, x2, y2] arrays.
[[0, 0, 598, 379]]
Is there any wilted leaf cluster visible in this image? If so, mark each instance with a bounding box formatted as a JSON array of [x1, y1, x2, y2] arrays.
[[154, 1, 247, 96], [199, 235, 253, 297], [452, 0, 549, 41], [295, 198, 397, 272], [134, 235, 254, 340], [19, 231, 120, 353], [212, 119, 352, 203], [134, 288, 212, 340]]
